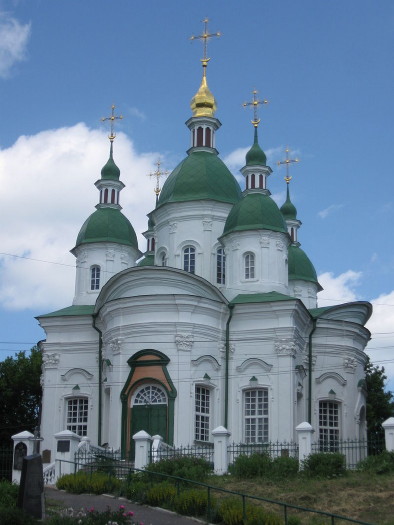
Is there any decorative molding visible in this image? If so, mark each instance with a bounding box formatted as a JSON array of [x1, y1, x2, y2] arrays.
[[231, 241, 240, 251], [219, 340, 235, 354], [77, 250, 88, 264], [259, 235, 270, 248], [175, 334, 194, 351], [106, 249, 115, 260], [302, 353, 317, 369], [202, 219, 212, 231], [276, 240, 285, 251], [43, 353, 60, 368], [275, 339, 297, 357], [191, 355, 220, 371], [343, 357, 357, 373], [236, 358, 272, 373], [61, 368, 94, 382], [169, 222, 178, 234], [315, 372, 347, 386], [109, 339, 122, 355]]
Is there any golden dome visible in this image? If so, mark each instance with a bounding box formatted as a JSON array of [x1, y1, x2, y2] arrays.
[[190, 70, 217, 118]]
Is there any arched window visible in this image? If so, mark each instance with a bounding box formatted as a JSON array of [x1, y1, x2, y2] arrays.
[[259, 174, 263, 188], [90, 266, 100, 290], [67, 397, 88, 436], [183, 246, 196, 274], [196, 127, 203, 147], [133, 384, 167, 405], [244, 252, 255, 280], [103, 188, 108, 203], [319, 401, 340, 451], [111, 189, 116, 203], [216, 247, 225, 285], [161, 253, 167, 267], [251, 174, 255, 189], [151, 238, 155, 251], [195, 386, 211, 441], [205, 127, 212, 147], [244, 389, 269, 443]]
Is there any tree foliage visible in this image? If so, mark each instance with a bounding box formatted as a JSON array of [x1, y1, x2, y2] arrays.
[[0, 347, 42, 444], [364, 356, 394, 438]]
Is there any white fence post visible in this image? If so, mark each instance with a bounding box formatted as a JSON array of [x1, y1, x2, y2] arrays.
[[11, 431, 35, 484], [54, 430, 81, 480], [296, 422, 313, 469], [151, 434, 163, 463], [212, 426, 231, 475], [382, 417, 394, 452], [133, 430, 152, 470]]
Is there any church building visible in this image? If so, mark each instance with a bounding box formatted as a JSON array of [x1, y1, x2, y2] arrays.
[[37, 32, 371, 460]]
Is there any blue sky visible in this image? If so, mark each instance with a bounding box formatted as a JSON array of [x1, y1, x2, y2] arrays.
[[0, 0, 394, 389]]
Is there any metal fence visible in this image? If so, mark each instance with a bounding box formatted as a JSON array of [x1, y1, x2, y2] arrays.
[[312, 437, 384, 469], [0, 446, 13, 481], [228, 441, 299, 465], [148, 443, 214, 464]]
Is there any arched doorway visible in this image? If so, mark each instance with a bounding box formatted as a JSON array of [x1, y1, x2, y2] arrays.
[[131, 384, 168, 442]]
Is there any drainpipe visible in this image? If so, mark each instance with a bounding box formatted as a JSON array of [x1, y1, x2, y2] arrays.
[[92, 314, 103, 446], [308, 318, 317, 424], [224, 304, 234, 429]]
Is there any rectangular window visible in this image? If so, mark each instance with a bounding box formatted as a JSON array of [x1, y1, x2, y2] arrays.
[[183, 247, 196, 274], [91, 266, 100, 290], [244, 389, 269, 443], [216, 248, 225, 284], [195, 386, 210, 441], [244, 253, 255, 280], [67, 398, 88, 436], [319, 401, 340, 451]]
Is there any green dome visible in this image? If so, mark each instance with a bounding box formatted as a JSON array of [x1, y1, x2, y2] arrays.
[[74, 207, 138, 249], [137, 254, 155, 267], [223, 192, 287, 235], [101, 155, 120, 180], [288, 244, 318, 283], [280, 186, 297, 220], [245, 128, 267, 166], [158, 151, 242, 207]]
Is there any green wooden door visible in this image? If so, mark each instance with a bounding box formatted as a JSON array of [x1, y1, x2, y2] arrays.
[[130, 403, 168, 458]]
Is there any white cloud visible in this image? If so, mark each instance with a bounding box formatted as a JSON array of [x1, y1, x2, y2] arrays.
[[0, 13, 31, 78], [317, 204, 343, 219], [0, 124, 160, 310], [317, 270, 362, 305]]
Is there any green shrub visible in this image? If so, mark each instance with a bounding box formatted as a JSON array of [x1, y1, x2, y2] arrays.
[[217, 497, 282, 525], [229, 453, 272, 478], [173, 488, 212, 516], [245, 505, 282, 525], [270, 456, 299, 478], [287, 516, 302, 525], [145, 481, 177, 507], [0, 480, 18, 507], [122, 478, 149, 503], [217, 498, 244, 525], [302, 452, 346, 478], [357, 451, 394, 474], [56, 471, 122, 494], [0, 506, 37, 525], [143, 456, 211, 483]]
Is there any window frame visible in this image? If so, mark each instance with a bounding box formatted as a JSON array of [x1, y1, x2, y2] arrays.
[[66, 397, 89, 437], [195, 385, 211, 442], [243, 388, 269, 444], [183, 246, 196, 274], [244, 252, 255, 280], [90, 265, 101, 291], [216, 247, 226, 285], [318, 400, 340, 452]]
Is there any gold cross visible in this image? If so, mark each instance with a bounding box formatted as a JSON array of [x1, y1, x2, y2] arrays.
[[190, 18, 221, 68], [101, 105, 123, 142], [148, 160, 169, 199], [243, 89, 268, 127], [277, 146, 299, 183]]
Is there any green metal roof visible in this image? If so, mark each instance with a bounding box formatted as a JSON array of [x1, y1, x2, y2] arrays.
[[37, 305, 95, 318], [74, 207, 138, 250], [288, 245, 319, 284], [280, 185, 297, 220], [245, 127, 267, 166], [158, 150, 242, 207], [223, 192, 287, 236], [137, 254, 155, 267], [101, 143, 120, 180], [230, 291, 297, 304]]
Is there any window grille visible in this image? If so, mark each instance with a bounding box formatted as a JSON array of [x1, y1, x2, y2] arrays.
[[91, 266, 100, 290], [195, 386, 210, 441], [183, 246, 196, 274], [67, 398, 88, 436], [244, 389, 269, 443]]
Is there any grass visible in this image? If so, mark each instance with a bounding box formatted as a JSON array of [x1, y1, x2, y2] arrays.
[[208, 471, 394, 524]]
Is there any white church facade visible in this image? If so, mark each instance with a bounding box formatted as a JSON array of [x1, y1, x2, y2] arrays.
[[37, 50, 371, 460]]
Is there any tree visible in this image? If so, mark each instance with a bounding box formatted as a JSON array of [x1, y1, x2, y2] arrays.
[[0, 346, 42, 444], [364, 356, 394, 440]]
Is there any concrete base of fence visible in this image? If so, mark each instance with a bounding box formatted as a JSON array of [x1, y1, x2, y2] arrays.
[[212, 426, 231, 475], [383, 417, 394, 451], [54, 430, 81, 480], [11, 431, 35, 483], [296, 422, 313, 469], [133, 430, 152, 470]]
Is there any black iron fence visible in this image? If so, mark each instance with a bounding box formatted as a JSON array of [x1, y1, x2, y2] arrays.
[[0, 445, 13, 481]]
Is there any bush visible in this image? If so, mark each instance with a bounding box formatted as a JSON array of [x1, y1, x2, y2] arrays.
[[358, 451, 394, 474], [0, 480, 18, 507], [270, 456, 299, 478], [143, 456, 211, 483], [144, 481, 177, 507], [56, 471, 122, 494], [173, 488, 212, 517], [217, 497, 282, 525], [229, 453, 272, 478], [122, 478, 150, 503], [0, 506, 37, 525], [302, 452, 346, 478]]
